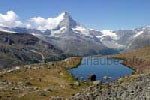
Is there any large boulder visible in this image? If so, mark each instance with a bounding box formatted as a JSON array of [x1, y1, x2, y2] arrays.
[[88, 74, 96, 81]]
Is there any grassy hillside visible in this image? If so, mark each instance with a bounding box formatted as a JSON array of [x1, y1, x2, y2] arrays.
[[0, 57, 91, 100], [113, 46, 150, 72]]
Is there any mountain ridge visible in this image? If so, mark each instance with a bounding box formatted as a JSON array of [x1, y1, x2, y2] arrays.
[[0, 12, 150, 55], [0, 31, 68, 69]]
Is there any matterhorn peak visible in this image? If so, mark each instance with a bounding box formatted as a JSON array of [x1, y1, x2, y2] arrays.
[[57, 12, 77, 29], [60, 12, 70, 16], [57, 12, 71, 20]]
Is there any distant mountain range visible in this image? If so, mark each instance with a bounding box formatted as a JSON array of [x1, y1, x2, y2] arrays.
[[0, 12, 150, 57]]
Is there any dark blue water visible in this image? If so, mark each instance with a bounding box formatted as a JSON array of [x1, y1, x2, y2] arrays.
[[68, 57, 134, 82]]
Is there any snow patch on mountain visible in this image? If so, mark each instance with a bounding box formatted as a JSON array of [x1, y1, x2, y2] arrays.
[[102, 40, 126, 48], [100, 30, 118, 40], [0, 28, 15, 33], [51, 27, 67, 36], [133, 31, 144, 38], [72, 26, 91, 36], [0, 26, 16, 33]]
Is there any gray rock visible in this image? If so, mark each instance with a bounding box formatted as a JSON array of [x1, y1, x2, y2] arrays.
[[93, 81, 101, 85], [74, 81, 80, 86]]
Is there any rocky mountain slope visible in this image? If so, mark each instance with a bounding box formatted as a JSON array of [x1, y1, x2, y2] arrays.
[[127, 26, 150, 49], [0, 31, 67, 69]]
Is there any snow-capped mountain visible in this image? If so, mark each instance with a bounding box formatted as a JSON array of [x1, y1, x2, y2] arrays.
[[1, 12, 150, 55], [0, 12, 108, 56]]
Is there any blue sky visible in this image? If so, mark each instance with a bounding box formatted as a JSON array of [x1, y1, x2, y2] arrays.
[[0, 0, 150, 30]]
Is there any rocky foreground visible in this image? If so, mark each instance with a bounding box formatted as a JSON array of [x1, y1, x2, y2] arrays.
[[67, 73, 150, 100]]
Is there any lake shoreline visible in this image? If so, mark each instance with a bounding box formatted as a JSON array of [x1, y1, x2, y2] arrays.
[[0, 56, 149, 99], [69, 56, 134, 82], [68, 55, 150, 100]]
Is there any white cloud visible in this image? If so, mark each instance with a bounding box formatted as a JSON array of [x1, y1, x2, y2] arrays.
[[0, 11, 66, 30], [28, 17, 49, 30], [28, 12, 65, 30], [0, 11, 23, 27]]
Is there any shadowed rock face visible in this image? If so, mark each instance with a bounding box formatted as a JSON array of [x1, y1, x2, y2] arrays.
[[0, 31, 67, 69], [48, 35, 107, 56]]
